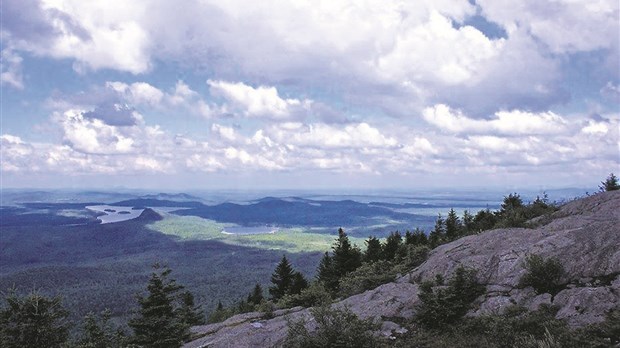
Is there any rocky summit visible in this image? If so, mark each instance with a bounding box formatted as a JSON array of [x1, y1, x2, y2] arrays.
[[184, 191, 620, 348]]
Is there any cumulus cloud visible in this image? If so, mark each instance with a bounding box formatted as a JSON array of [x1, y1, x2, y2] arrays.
[[5, 0, 614, 114], [208, 80, 312, 120], [423, 104, 568, 135]]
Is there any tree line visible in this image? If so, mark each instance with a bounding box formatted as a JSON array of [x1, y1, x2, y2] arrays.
[[0, 264, 204, 348]]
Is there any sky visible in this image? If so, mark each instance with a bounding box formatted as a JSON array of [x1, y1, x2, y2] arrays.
[[1, 0, 619, 191]]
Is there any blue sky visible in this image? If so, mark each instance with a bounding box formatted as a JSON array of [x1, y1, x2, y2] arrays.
[[1, 0, 618, 190]]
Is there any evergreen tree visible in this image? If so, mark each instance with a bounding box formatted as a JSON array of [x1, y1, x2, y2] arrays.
[[600, 173, 620, 192], [75, 309, 126, 348], [445, 208, 461, 240], [0, 289, 69, 348], [363, 236, 382, 263], [269, 255, 295, 301], [405, 228, 428, 246], [247, 283, 264, 306], [128, 264, 187, 348], [501, 193, 523, 213], [290, 272, 309, 296], [332, 228, 362, 278], [462, 210, 474, 234], [428, 214, 445, 248], [381, 231, 402, 261], [473, 208, 496, 232], [316, 252, 339, 293], [177, 291, 205, 327]]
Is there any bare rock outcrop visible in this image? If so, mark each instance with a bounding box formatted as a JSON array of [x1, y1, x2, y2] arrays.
[[184, 191, 620, 347]]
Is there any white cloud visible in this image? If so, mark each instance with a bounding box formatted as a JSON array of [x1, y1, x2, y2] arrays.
[[0, 49, 24, 89], [423, 104, 568, 135], [477, 0, 619, 54], [208, 80, 311, 120], [106, 81, 164, 106]]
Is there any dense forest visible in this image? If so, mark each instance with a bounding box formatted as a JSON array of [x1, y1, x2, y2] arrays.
[[1, 173, 619, 347]]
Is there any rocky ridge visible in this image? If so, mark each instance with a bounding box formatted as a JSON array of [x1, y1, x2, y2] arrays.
[[184, 191, 620, 348]]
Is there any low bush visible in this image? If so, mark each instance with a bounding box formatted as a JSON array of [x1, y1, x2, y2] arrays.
[[518, 254, 565, 295], [283, 305, 379, 348]]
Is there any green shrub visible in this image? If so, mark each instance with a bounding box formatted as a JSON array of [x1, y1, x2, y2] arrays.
[[284, 305, 379, 348], [278, 282, 332, 309], [415, 266, 484, 328], [339, 260, 397, 298], [518, 254, 565, 295]]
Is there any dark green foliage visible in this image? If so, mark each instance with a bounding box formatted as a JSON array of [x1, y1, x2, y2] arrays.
[[398, 305, 593, 348], [415, 266, 484, 328], [316, 252, 338, 293], [574, 309, 620, 347], [339, 260, 397, 297], [395, 245, 430, 270], [405, 228, 428, 246], [247, 283, 264, 306], [128, 264, 188, 348], [600, 173, 620, 192], [278, 282, 332, 309], [0, 289, 69, 348], [445, 208, 462, 240], [472, 208, 497, 232], [290, 272, 309, 296], [519, 254, 565, 295], [382, 231, 402, 261], [462, 210, 474, 233], [332, 228, 363, 278], [428, 214, 445, 248], [269, 255, 295, 301], [363, 236, 382, 263], [284, 305, 379, 348], [75, 309, 126, 348], [206, 303, 235, 324], [177, 291, 205, 327]]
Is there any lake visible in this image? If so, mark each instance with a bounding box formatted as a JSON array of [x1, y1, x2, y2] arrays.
[[86, 205, 144, 224]]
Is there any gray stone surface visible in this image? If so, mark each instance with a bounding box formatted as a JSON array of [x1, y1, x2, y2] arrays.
[[183, 191, 620, 347]]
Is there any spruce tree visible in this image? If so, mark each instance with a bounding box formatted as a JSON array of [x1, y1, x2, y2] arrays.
[[0, 289, 69, 348], [363, 236, 382, 263], [128, 264, 187, 348], [269, 255, 295, 301], [316, 252, 339, 293], [332, 228, 362, 277]]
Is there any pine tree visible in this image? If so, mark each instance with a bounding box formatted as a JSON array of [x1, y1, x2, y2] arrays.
[[363, 236, 382, 263], [128, 264, 187, 348], [0, 289, 69, 348], [332, 228, 362, 277], [269, 255, 295, 301]]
